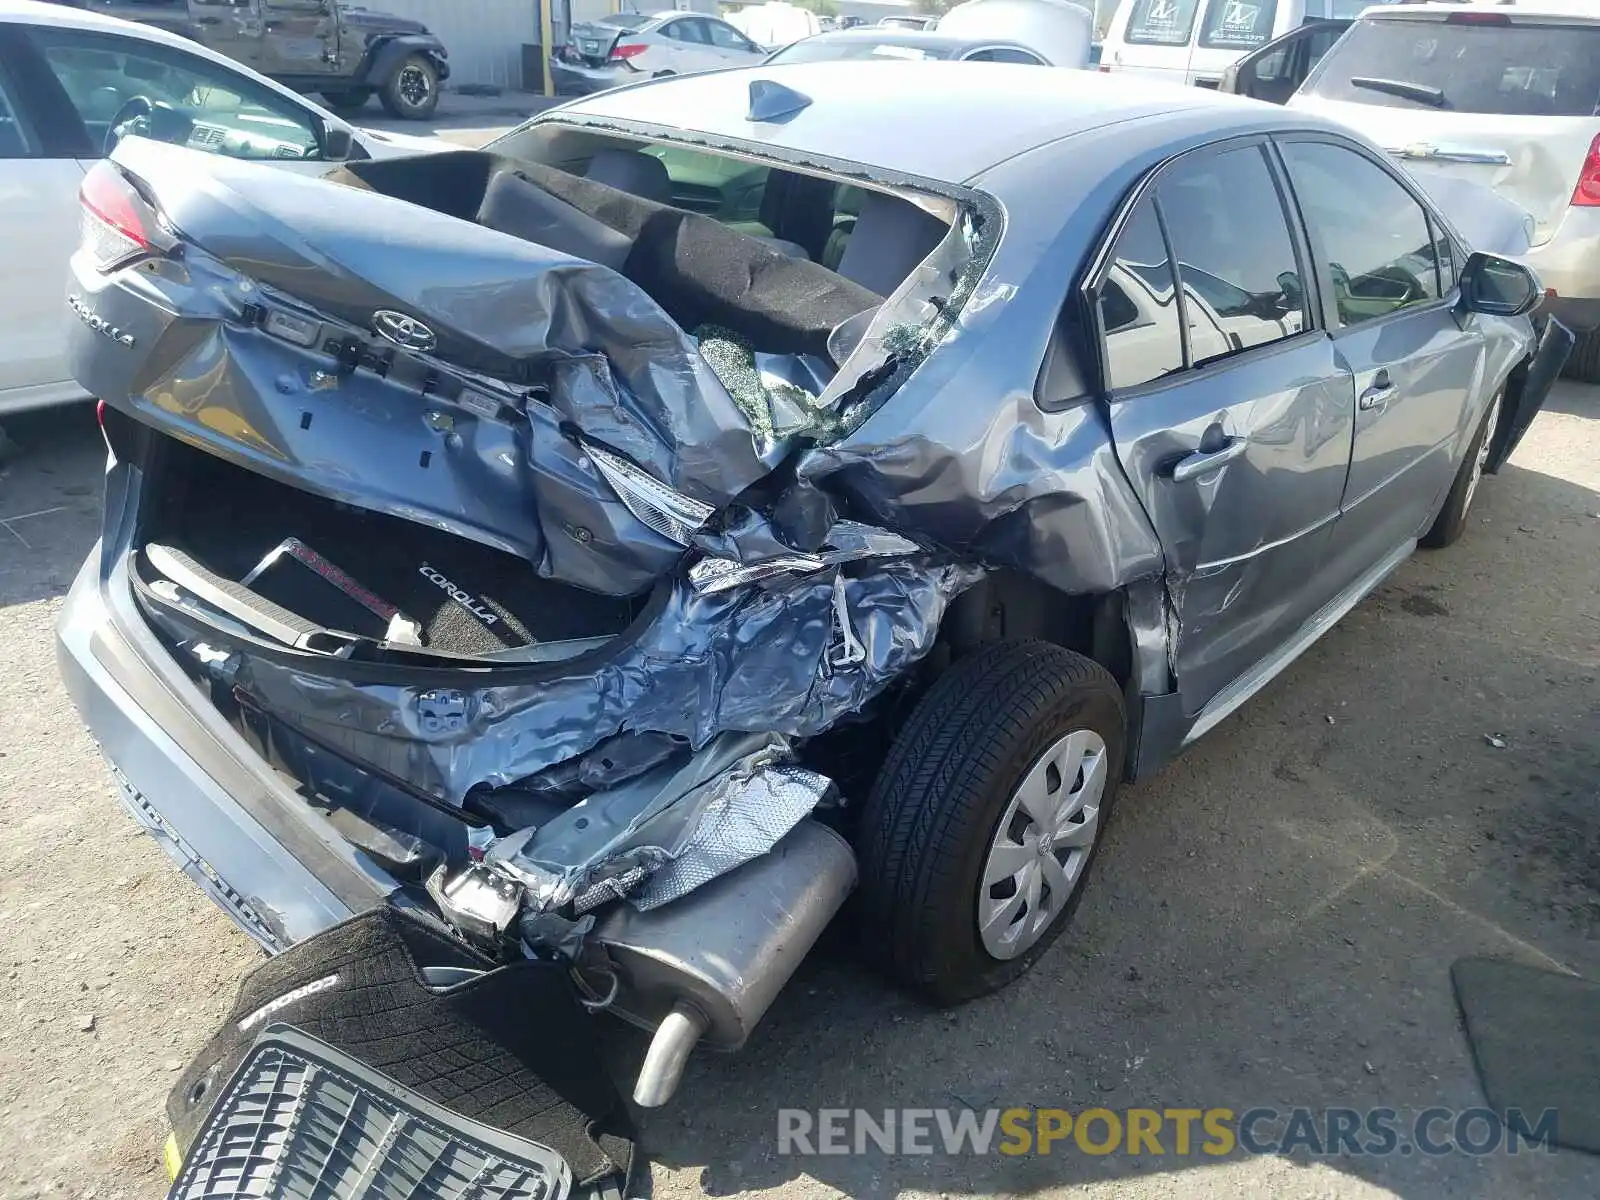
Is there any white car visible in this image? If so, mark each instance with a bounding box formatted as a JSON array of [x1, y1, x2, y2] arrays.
[[553, 11, 767, 96], [0, 0, 435, 418], [1289, 1, 1600, 381]]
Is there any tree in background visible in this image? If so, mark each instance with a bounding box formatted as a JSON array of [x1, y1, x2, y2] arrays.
[[790, 0, 840, 16]]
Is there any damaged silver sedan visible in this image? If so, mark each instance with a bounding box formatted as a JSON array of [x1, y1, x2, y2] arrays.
[[57, 61, 1570, 1108]]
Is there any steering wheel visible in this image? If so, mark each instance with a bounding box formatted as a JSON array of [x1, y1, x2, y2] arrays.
[[104, 95, 155, 155]]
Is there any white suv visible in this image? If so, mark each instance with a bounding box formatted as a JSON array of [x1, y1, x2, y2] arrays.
[[1289, 1, 1600, 381]]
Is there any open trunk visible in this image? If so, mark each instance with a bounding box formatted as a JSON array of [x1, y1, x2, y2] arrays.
[[136, 436, 645, 662]]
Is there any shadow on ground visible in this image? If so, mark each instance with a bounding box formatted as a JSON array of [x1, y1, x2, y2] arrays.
[[0, 404, 104, 609], [631, 458, 1600, 1197]]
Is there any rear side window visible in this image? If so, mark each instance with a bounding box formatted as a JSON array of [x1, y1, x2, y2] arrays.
[[1125, 0, 1202, 47], [1198, 0, 1280, 50], [965, 46, 1047, 64], [0, 65, 34, 158], [1279, 140, 1444, 327], [1097, 197, 1186, 391], [1304, 17, 1600, 115], [1156, 145, 1308, 366]]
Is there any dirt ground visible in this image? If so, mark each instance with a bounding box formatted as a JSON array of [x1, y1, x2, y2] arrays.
[[0, 379, 1597, 1200]]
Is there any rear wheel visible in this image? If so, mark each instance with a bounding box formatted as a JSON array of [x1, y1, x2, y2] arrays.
[[380, 55, 439, 119], [1562, 327, 1600, 384], [1422, 391, 1501, 549], [320, 89, 371, 115], [855, 640, 1126, 1006]]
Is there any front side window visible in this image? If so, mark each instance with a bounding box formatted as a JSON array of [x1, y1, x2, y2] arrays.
[[1278, 140, 1444, 327], [1125, 0, 1202, 47], [1156, 144, 1308, 366], [705, 20, 754, 51], [29, 28, 323, 160], [1097, 196, 1186, 391], [1199, 0, 1279, 50]]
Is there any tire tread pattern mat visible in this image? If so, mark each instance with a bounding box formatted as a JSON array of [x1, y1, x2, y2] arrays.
[[168, 906, 634, 1189]]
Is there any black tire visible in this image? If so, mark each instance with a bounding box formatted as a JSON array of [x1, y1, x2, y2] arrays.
[[320, 90, 372, 115], [856, 640, 1126, 1006], [1422, 390, 1501, 549], [1562, 327, 1600, 384], [380, 54, 440, 119]]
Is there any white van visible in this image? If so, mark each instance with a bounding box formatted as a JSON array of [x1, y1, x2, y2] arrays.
[[1101, 0, 1369, 87]]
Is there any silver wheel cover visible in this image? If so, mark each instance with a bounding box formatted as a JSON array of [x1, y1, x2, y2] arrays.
[[978, 728, 1108, 960]]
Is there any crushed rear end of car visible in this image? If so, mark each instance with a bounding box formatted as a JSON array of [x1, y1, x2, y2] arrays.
[[57, 122, 997, 1111]]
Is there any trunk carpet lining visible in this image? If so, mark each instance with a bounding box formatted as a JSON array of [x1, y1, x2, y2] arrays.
[[146, 441, 642, 655]]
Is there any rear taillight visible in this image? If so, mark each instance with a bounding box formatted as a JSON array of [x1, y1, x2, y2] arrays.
[[1573, 134, 1600, 207], [609, 41, 647, 61], [79, 160, 169, 272], [1445, 10, 1509, 24]]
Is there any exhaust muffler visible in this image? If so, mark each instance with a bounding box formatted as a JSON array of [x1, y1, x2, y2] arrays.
[[593, 819, 857, 1106]]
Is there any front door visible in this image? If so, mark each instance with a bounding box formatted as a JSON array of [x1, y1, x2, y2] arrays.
[[257, 0, 341, 81], [186, 0, 265, 72], [1222, 20, 1348, 104], [1098, 141, 1356, 718], [1276, 137, 1488, 585]]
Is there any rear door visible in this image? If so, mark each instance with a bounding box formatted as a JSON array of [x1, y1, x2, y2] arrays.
[[1105, 0, 1201, 84], [186, 0, 265, 71], [1293, 11, 1600, 249], [256, 0, 341, 82], [1276, 136, 1485, 585], [1096, 140, 1356, 718], [654, 17, 719, 73]]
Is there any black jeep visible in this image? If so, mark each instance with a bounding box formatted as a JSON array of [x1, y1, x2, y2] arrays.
[[51, 0, 450, 118]]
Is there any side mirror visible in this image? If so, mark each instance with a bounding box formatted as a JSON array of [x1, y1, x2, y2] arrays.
[[1459, 251, 1541, 317], [321, 123, 354, 161]]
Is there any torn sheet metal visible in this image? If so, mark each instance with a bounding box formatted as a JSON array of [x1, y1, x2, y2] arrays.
[[81, 138, 832, 596], [485, 731, 831, 915], [159, 559, 981, 805]]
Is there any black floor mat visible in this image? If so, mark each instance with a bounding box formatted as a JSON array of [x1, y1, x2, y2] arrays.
[[170, 906, 636, 1191], [1452, 957, 1600, 1154], [147, 443, 640, 654]]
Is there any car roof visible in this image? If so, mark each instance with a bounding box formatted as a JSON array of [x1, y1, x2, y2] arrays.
[[788, 28, 1024, 52], [1360, 0, 1600, 22], [550, 60, 1288, 184]]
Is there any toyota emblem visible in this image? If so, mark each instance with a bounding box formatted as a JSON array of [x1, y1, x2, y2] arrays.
[[372, 310, 437, 352]]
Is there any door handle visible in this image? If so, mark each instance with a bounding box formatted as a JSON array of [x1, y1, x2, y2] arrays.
[[1168, 436, 1247, 482], [193, 14, 219, 23], [1359, 373, 1395, 412]]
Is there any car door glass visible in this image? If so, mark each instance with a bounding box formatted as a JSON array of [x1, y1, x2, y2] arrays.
[[663, 20, 710, 45], [1097, 196, 1186, 391], [0, 67, 35, 158], [29, 27, 322, 161], [965, 47, 1047, 64], [1279, 140, 1444, 328], [1157, 145, 1308, 366]]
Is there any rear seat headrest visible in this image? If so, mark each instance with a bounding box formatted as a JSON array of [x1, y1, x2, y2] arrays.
[[584, 149, 673, 205]]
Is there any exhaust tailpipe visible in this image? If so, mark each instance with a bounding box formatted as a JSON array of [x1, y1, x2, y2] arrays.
[[593, 819, 856, 1106]]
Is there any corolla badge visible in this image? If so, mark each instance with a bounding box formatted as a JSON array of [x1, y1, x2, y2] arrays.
[[372, 310, 437, 352], [67, 295, 135, 347]]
